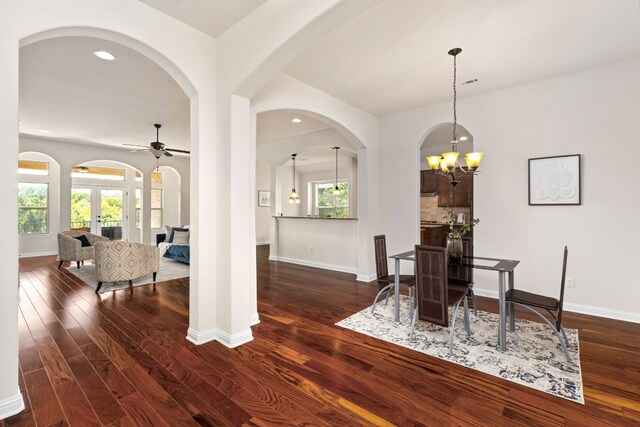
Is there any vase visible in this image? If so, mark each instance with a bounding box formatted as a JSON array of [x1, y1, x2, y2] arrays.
[[447, 232, 463, 263]]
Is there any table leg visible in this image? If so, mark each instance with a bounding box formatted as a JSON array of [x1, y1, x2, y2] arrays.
[[498, 271, 506, 351], [394, 258, 400, 322], [508, 271, 515, 332]]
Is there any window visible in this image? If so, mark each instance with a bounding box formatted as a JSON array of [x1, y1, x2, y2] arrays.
[[151, 188, 162, 229], [135, 188, 142, 230], [315, 181, 349, 218], [18, 183, 48, 234]]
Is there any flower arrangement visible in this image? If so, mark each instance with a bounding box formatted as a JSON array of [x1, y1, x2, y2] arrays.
[[442, 209, 479, 239]]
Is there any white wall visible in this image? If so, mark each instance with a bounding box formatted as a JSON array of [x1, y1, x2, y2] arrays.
[[379, 58, 640, 320], [255, 161, 271, 244], [273, 218, 358, 273]]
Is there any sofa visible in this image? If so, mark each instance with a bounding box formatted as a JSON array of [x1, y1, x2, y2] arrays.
[[156, 226, 190, 264], [94, 241, 159, 293], [58, 230, 109, 269]]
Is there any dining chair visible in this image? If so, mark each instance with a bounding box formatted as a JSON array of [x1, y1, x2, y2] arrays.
[[409, 245, 471, 355], [505, 246, 571, 362], [371, 235, 416, 316]]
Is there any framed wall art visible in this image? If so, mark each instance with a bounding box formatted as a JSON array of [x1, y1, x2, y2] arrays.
[[258, 190, 271, 207], [528, 154, 581, 205]]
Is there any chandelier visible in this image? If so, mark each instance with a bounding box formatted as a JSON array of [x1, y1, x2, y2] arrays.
[[332, 146, 341, 195], [288, 154, 300, 204], [426, 48, 483, 187]]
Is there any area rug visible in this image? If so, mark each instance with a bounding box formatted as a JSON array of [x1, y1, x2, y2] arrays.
[[336, 295, 584, 404], [65, 257, 189, 293]]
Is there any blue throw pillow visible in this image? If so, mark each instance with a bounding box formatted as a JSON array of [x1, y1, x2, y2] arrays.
[[168, 227, 188, 243], [74, 235, 91, 247]]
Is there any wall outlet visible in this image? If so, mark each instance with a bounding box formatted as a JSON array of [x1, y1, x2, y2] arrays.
[[566, 278, 575, 288], [308, 247, 313, 254]]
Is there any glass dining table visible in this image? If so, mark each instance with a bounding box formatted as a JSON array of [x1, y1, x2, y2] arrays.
[[389, 250, 520, 351]]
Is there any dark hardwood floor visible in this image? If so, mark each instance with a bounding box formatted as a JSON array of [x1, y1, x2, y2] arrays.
[[2, 245, 640, 426]]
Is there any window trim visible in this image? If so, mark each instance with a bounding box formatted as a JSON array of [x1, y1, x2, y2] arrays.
[[313, 179, 349, 218], [18, 182, 50, 235]]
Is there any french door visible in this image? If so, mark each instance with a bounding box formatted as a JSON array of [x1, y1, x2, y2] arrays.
[[71, 187, 126, 240]]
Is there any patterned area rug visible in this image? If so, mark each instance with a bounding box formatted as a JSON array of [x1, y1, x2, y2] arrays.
[[336, 295, 584, 404], [65, 257, 189, 293]]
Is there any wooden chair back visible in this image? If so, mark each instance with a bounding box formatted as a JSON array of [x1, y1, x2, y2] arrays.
[[556, 246, 569, 330], [415, 245, 449, 327], [374, 235, 388, 279]]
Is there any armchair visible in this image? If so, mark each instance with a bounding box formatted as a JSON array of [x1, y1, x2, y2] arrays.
[[94, 241, 159, 293], [58, 231, 109, 269]]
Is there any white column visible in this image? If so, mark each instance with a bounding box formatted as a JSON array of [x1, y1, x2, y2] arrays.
[[356, 147, 377, 282], [58, 161, 72, 232], [268, 164, 280, 260], [141, 169, 152, 245], [186, 91, 219, 345], [0, 36, 25, 419], [223, 93, 254, 345]]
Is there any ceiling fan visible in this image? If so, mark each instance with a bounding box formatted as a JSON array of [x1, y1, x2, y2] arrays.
[[124, 124, 190, 159]]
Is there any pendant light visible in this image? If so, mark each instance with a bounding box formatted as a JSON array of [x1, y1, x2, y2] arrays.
[[426, 48, 484, 186], [332, 147, 341, 195], [288, 154, 300, 204]]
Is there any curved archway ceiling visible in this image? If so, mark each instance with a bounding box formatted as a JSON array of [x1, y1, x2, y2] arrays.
[[19, 36, 190, 151]]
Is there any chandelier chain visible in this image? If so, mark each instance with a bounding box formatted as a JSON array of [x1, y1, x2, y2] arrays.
[[452, 53, 457, 143]]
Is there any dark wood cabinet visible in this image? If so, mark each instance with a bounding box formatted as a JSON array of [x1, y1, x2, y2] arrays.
[[437, 174, 473, 207], [420, 226, 446, 247], [420, 170, 438, 194]]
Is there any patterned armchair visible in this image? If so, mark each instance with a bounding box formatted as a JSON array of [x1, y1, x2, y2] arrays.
[[58, 231, 109, 269], [94, 241, 159, 293]]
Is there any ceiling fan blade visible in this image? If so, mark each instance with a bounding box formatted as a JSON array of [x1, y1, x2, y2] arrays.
[[165, 148, 190, 154], [123, 143, 150, 148], [163, 150, 174, 157]]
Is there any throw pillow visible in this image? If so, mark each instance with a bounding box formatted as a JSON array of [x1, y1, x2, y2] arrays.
[[168, 227, 189, 243], [172, 230, 190, 245], [74, 235, 91, 247]]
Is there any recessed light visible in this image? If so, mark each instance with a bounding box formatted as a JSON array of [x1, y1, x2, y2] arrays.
[[93, 50, 115, 61], [39, 130, 51, 134], [459, 136, 468, 141], [291, 118, 302, 123]]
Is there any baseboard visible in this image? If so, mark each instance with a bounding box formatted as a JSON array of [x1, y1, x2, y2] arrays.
[[473, 288, 640, 324], [249, 313, 260, 326], [356, 273, 377, 283], [19, 251, 57, 258], [186, 327, 217, 345], [216, 328, 254, 348], [186, 326, 255, 348], [268, 255, 278, 262], [271, 256, 357, 275], [0, 392, 25, 420], [256, 241, 270, 246]]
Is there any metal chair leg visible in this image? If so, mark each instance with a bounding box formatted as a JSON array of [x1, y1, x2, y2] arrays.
[[512, 303, 571, 363], [449, 301, 461, 355], [384, 287, 391, 306], [463, 296, 471, 336], [372, 283, 394, 315], [409, 301, 419, 340], [469, 288, 478, 316]]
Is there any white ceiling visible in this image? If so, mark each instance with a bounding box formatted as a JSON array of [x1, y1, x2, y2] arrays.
[[289, 146, 357, 174], [284, 0, 640, 116], [137, 0, 267, 37], [257, 111, 330, 145], [19, 36, 190, 151]]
